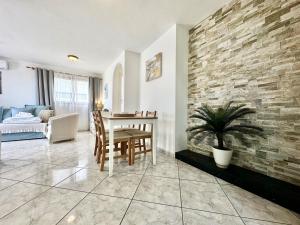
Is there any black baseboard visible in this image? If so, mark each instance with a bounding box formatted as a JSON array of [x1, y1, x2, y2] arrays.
[[175, 150, 300, 213]]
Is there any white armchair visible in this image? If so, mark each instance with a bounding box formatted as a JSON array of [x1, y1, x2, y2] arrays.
[[46, 113, 79, 143]]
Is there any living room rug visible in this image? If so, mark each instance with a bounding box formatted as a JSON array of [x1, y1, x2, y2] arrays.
[[1, 132, 46, 142]]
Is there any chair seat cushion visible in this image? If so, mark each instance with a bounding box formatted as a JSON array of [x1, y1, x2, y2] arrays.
[[103, 128, 137, 132], [103, 131, 131, 142], [125, 130, 152, 138]]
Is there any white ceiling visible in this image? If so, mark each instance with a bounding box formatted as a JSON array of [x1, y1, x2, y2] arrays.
[[0, 0, 230, 74]]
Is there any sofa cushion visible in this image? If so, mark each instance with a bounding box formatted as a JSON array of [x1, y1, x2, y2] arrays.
[[11, 107, 34, 117], [2, 108, 12, 120], [38, 110, 55, 123], [0, 106, 3, 123], [25, 105, 50, 117]]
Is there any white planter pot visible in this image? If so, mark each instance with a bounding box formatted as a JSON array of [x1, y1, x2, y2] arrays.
[[212, 147, 233, 168]]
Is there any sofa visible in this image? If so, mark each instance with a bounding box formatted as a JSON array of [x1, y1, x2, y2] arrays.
[[0, 105, 53, 142], [0, 105, 80, 143]]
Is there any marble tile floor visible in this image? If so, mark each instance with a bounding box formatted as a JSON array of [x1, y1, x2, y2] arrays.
[[0, 132, 299, 225]]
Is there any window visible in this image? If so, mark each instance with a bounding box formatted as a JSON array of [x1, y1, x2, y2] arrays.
[[76, 80, 89, 103], [53, 73, 90, 131], [54, 75, 89, 103]]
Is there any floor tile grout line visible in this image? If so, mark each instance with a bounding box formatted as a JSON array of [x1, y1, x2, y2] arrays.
[[181, 206, 242, 218], [49, 186, 91, 194], [2, 167, 219, 184], [90, 192, 132, 201], [240, 216, 291, 225], [0, 162, 58, 182], [119, 155, 151, 225], [53, 191, 89, 225], [0, 158, 34, 165], [0, 167, 87, 220], [177, 160, 185, 225], [131, 197, 248, 218], [0, 176, 23, 182], [18, 180, 56, 188], [143, 173, 179, 180], [18, 165, 83, 186], [0, 180, 23, 192], [54, 170, 110, 225], [20, 167, 85, 188], [49, 167, 86, 187], [0, 152, 37, 161], [0, 184, 53, 220], [218, 182, 247, 225], [132, 199, 182, 209], [0, 161, 35, 175], [179, 177, 217, 184]]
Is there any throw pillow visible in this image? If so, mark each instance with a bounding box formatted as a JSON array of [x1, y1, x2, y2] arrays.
[[38, 110, 55, 123], [11, 107, 34, 117], [0, 106, 3, 123], [2, 108, 12, 120], [25, 105, 51, 117]]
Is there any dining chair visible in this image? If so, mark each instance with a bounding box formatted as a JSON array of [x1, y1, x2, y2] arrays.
[[133, 111, 143, 129], [131, 111, 144, 152], [93, 111, 132, 170], [126, 110, 157, 164], [92, 111, 100, 157]]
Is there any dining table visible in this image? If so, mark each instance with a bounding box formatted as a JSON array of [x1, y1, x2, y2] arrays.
[[102, 113, 158, 177]]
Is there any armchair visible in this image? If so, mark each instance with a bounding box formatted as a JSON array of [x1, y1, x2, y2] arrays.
[[46, 113, 79, 143]]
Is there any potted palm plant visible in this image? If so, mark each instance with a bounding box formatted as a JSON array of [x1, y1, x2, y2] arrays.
[[187, 102, 264, 168]]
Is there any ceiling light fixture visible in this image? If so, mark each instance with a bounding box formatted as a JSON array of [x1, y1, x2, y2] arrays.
[[67, 54, 79, 61]]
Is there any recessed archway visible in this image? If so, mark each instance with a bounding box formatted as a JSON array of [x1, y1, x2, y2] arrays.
[[112, 63, 124, 112]]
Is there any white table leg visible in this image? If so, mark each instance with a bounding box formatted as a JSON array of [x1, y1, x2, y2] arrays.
[[108, 121, 114, 177], [152, 120, 157, 165]]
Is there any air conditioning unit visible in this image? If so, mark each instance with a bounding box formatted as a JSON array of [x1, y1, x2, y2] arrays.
[[0, 60, 8, 70]]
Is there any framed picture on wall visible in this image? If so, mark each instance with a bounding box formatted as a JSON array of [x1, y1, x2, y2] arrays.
[[104, 83, 108, 99], [0, 71, 2, 94], [146, 52, 162, 82]]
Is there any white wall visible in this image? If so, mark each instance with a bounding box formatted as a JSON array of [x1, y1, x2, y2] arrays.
[[139, 24, 188, 154], [102, 52, 125, 111], [0, 59, 37, 107], [124, 51, 140, 112], [102, 50, 140, 112], [140, 25, 177, 153]]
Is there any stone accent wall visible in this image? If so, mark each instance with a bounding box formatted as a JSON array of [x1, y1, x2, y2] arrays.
[[188, 0, 300, 185]]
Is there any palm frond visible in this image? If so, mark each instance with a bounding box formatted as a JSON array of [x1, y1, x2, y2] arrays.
[[224, 108, 255, 126], [187, 124, 215, 133], [224, 124, 263, 132]]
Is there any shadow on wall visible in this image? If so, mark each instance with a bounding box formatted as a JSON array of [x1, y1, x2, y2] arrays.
[[157, 112, 175, 154]]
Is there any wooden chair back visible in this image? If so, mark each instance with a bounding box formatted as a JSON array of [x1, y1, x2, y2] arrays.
[[93, 110, 106, 142], [133, 111, 143, 129], [143, 111, 157, 131], [92, 111, 101, 134], [135, 111, 143, 117]]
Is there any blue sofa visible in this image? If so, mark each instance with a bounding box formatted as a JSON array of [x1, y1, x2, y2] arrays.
[[0, 105, 50, 142]]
